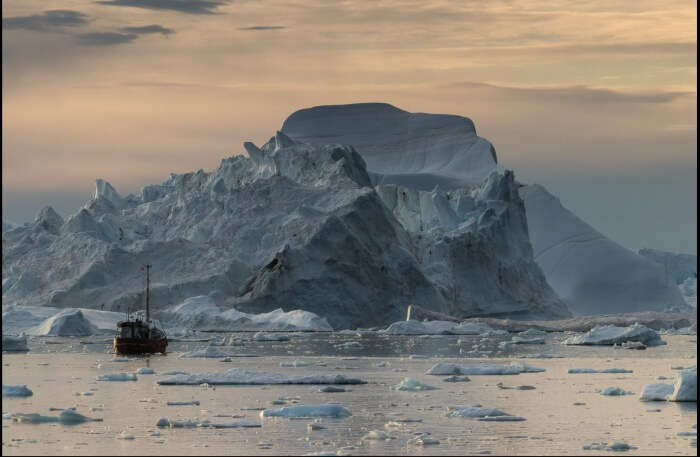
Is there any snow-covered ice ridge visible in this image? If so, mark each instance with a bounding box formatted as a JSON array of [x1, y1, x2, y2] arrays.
[[2, 118, 569, 328], [284, 103, 687, 316]]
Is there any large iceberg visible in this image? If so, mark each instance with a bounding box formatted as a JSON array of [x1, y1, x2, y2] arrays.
[[520, 185, 687, 314], [2, 113, 569, 328], [284, 103, 687, 316]]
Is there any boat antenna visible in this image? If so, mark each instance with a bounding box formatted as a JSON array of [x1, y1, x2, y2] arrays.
[[144, 264, 151, 335]]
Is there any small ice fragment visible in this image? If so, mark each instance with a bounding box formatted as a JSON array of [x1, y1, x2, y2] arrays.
[[668, 366, 697, 402], [2, 385, 33, 397], [568, 368, 633, 374], [166, 400, 200, 406], [116, 431, 135, 440], [111, 357, 134, 362], [443, 375, 470, 382], [319, 386, 345, 393], [96, 373, 137, 382], [363, 430, 389, 440], [391, 378, 438, 391], [598, 387, 633, 396], [308, 422, 325, 431], [280, 360, 312, 367], [136, 367, 155, 375]]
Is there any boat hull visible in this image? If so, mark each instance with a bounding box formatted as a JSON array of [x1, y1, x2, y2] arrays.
[[113, 337, 168, 355]]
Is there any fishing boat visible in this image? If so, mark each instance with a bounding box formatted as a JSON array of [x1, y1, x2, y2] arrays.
[[113, 264, 168, 355]]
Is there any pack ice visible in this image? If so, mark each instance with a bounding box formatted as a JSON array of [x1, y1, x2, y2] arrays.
[[283, 103, 687, 316], [2, 108, 570, 328]]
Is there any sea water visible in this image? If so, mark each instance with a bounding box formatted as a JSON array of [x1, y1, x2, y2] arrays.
[[2, 333, 696, 455]]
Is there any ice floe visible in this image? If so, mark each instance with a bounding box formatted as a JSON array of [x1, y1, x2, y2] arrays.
[[2, 334, 28, 352], [446, 405, 525, 421], [639, 383, 674, 401], [598, 387, 633, 396], [583, 441, 636, 451], [7, 409, 102, 425], [96, 373, 137, 382], [253, 332, 291, 342], [363, 430, 389, 440], [261, 404, 352, 419], [568, 368, 633, 374], [668, 366, 697, 402], [562, 324, 665, 346], [443, 375, 471, 382], [381, 320, 493, 335], [136, 367, 155, 374], [2, 385, 33, 397], [391, 378, 438, 391], [158, 368, 366, 385], [426, 361, 544, 376]]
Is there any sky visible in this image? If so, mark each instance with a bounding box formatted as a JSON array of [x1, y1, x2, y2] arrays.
[[2, 0, 697, 254]]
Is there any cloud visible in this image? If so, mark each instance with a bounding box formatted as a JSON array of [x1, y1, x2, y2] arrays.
[[120, 25, 174, 35], [442, 81, 693, 104], [95, 0, 228, 14], [238, 26, 286, 31], [2, 10, 89, 32], [76, 32, 139, 46]]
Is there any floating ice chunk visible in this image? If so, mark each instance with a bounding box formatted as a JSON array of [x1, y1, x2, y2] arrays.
[[96, 373, 137, 382], [509, 336, 545, 345], [136, 367, 155, 375], [158, 368, 366, 386], [518, 328, 548, 338], [30, 309, 99, 337], [111, 357, 135, 362], [59, 409, 101, 424], [598, 387, 633, 396], [391, 378, 438, 391], [9, 409, 101, 424], [2, 334, 28, 352], [583, 441, 635, 451], [426, 361, 544, 376], [376, 361, 389, 368], [409, 354, 429, 359], [203, 420, 260, 428], [668, 366, 697, 402], [562, 324, 665, 347], [303, 452, 341, 456], [308, 422, 326, 431], [496, 382, 535, 390], [335, 341, 363, 349], [167, 400, 200, 406], [179, 346, 234, 358], [478, 415, 526, 421], [253, 332, 290, 342], [117, 431, 135, 440], [381, 320, 492, 335], [319, 386, 346, 393], [568, 368, 633, 374], [620, 341, 646, 350], [443, 375, 471, 382], [409, 437, 440, 445], [161, 370, 189, 376], [280, 360, 312, 367], [446, 405, 522, 421], [363, 430, 389, 440], [639, 383, 674, 401], [261, 404, 351, 419], [2, 385, 33, 397]]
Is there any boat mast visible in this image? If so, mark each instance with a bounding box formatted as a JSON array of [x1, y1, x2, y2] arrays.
[[145, 264, 151, 326]]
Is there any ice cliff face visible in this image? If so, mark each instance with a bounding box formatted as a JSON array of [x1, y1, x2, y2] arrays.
[[637, 248, 697, 285], [283, 103, 688, 316], [2, 127, 569, 328]]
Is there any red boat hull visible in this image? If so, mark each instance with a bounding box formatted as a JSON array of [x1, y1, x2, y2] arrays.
[[113, 337, 168, 355]]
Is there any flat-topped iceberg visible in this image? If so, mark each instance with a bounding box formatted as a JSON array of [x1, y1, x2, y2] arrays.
[[261, 404, 351, 419], [157, 368, 366, 386], [562, 324, 666, 346]]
